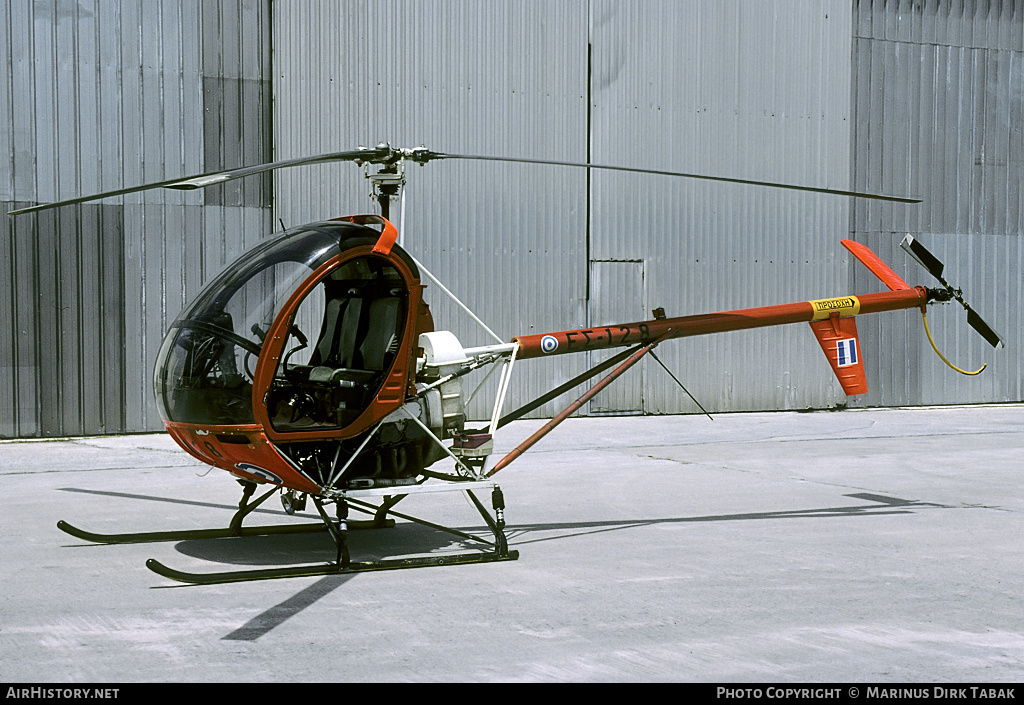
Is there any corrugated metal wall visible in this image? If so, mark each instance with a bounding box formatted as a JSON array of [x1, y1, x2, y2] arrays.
[[273, 0, 861, 419], [3, 0, 1019, 438], [1, 0, 272, 437], [272, 0, 593, 421], [850, 0, 1023, 406], [587, 0, 856, 414]]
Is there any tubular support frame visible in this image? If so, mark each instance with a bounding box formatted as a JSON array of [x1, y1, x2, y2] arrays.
[[486, 330, 670, 477]]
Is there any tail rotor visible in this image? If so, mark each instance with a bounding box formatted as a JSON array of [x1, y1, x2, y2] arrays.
[[901, 235, 1005, 350]]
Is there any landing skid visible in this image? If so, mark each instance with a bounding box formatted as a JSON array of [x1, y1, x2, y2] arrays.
[[56, 518, 329, 544], [56, 481, 374, 545], [147, 549, 517, 585], [59, 479, 517, 584]]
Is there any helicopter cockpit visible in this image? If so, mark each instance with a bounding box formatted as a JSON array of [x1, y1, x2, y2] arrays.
[[266, 253, 408, 432], [154, 220, 416, 437]]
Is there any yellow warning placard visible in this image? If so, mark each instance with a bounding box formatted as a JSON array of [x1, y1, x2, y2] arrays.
[[809, 296, 860, 320]]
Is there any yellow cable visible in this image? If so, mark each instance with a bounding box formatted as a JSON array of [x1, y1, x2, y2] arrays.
[[921, 308, 986, 375]]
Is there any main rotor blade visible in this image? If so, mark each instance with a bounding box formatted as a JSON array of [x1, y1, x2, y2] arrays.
[[434, 152, 922, 203], [166, 147, 394, 189], [6, 147, 387, 216], [9, 142, 922, 216]]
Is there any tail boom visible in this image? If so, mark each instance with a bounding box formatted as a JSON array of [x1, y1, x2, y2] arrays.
[[513, 287, 927, 360]]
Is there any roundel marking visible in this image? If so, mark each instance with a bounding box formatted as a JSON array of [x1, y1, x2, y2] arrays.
[[235, 463, 283, 485], [540, 335, 559, 354]]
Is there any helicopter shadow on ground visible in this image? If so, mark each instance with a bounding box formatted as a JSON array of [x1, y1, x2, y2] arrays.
[[56, 487, 952, 641], [58, 486, 950, 569], [214, 492, 952, 641], [501, 493, 952, 547], [170, 521, 470, 567], [182, 523, 504, 642], [173, 492, 950, 568]]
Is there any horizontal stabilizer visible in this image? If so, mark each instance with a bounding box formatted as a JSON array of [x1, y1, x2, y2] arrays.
[[841, 240, 911, 291], [809, 315, 868, 396]]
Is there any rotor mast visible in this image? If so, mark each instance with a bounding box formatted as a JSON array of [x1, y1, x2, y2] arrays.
[[367, 162, 404, 220]]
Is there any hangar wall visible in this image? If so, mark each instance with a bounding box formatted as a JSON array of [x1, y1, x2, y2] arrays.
[[1, 0, 272, 437], [272, 0, 592, 422], [849, 0, 1023, 407], [585, 0, 856, 416], [1, 0, 1019, 438], [273, 0, 859, 419], [273, 0, 1020, 421]]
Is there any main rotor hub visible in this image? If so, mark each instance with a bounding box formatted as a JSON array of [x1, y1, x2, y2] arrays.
[[353, 142, 443, 168], [355, 143, 444, 219]]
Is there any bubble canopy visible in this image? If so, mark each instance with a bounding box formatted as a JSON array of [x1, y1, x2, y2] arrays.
[[154, 221, 419, 431]]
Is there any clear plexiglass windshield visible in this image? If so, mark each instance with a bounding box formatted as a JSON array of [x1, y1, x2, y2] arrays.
[[154, 223, 372, 425]]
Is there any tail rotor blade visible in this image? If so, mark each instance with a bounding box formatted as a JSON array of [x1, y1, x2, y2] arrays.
[[900, 235, 945, 281], [966, 306, 1005, 350], [901, 235, 1006, 351]]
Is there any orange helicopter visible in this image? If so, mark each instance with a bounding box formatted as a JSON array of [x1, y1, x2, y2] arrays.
[[9, 144, 1004, 584]]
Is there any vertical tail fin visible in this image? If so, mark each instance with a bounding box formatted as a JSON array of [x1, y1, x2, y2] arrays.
[[809, 314, 868, 396]]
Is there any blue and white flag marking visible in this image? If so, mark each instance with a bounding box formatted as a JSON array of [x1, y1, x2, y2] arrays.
[[836, 338, 858, 367]]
